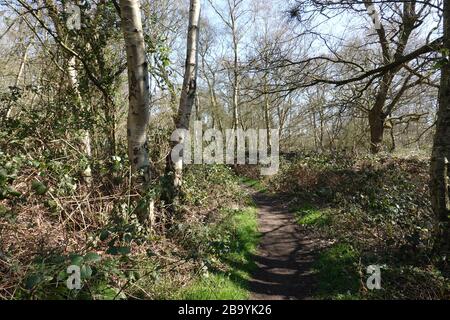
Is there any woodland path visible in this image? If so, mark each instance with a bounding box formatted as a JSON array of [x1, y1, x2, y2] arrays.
[[248, 191, 319, 300]]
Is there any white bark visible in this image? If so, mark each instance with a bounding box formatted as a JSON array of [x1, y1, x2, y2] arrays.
[[67, 56, 92, 184], [120, 0, 154, 225], [231, 23, 239, 131], [43, 0, 93, 183], [172, 0, 201, 189], [119, 0, 151, 181], [176, 0, 201, 130], [14, 44, 30, 88], [5, 43, 30, 119]]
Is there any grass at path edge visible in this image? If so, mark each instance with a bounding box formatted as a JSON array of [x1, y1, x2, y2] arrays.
[[178, 206, 260, 300]]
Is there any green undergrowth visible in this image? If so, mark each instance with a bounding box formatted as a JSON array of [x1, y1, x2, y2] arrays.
[[239, 177, 267, 193], [290, 204, 330, 227], [266, 153, 449, 299], [1, 160, 261, 300], [314, 243, 360, 299], [314, 242, 450, 300], [177, 206, 260, 300]]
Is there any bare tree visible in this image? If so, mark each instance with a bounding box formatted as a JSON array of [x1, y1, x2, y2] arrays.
[[280, 0, 441, 153], [209, 0, 249, 130], [168, 0, 201, 195], [199, 18, 224, 131]]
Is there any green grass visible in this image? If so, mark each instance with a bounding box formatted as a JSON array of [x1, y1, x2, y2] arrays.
[[314, 243, 360, 299], [240, 177, 267, 193], [289, 204, 359, 299], [178, 274, 250, 300], [291, 204, 330, 227], [178, 207, 260, 300]]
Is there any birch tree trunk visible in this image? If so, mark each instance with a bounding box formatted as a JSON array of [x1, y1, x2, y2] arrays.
[[231, 19, 240, 131], [5, 42, 30, 119], [200, 54, 222, 131], [43, 0, 93, 184], [119, 0, 154, 225], [169, 0, 201, 191], [67, 56, 93, 184], [430, 0, 450, 251], [194, 92, 201, 121]]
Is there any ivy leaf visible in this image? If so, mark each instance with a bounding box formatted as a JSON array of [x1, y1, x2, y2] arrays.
[[99, 230, 110, 241], [31, 180, 48, 195], [57, 270, 67, 281], [70, 255, 84, 266], [106, 246, 131, 255], [7, 187, 21, 197], [25, 274, 42, 290], [80, 265, 93, 279], [84, 252, 101, 263], [117, 247, 131, 255]]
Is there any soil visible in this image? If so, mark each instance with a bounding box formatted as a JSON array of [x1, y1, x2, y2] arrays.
[[249, 192, 320, 300]]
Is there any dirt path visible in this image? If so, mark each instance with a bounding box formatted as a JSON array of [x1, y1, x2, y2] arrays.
[[249, 192, 318, 300]]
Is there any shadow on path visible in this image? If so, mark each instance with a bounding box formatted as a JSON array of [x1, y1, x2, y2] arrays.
[[249, 192, 318, 300]]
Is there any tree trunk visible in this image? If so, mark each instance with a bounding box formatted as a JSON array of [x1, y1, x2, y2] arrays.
[[389, 123, 396, 153], [368, 75, 392, 153], [368, 107, 386, 154], [231, 18, 240, 131], [363, 0, 416, 154], [264, 95, 272, 150], [169, 0, 201, 192], [319, 104, 325, 152], [263, 73, 272, 150], [232, 75, 239, 130], [209, 85, 222, 131], [430, 0, 450, 251], [67, 56, 93, 184], [5, 43, 30, 119], [194, 92, 201, 122], [43, 0, 93, 183], [119, 0, 153, 224]]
